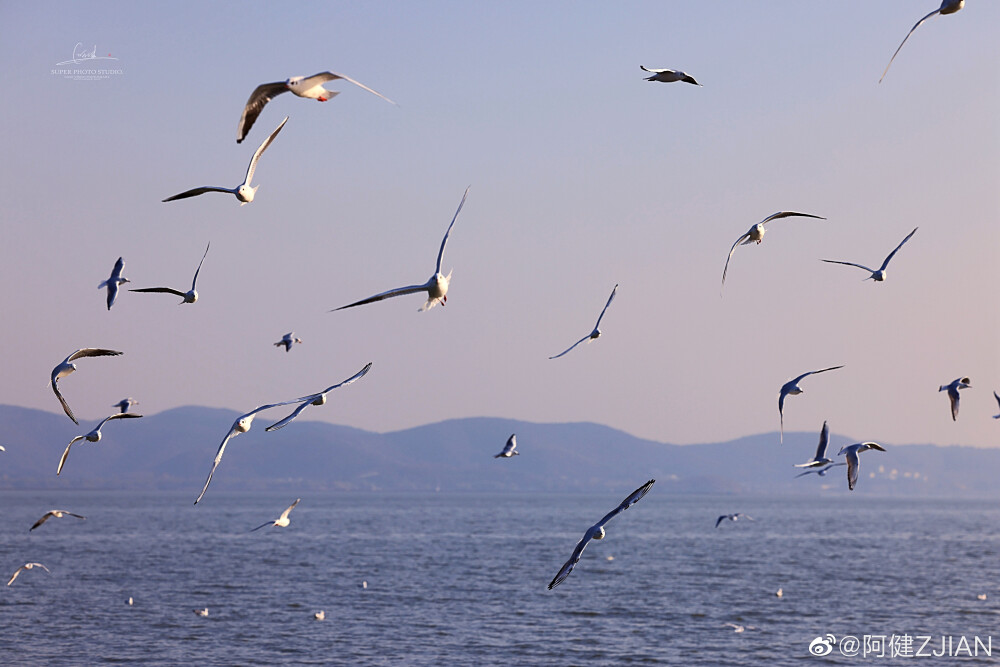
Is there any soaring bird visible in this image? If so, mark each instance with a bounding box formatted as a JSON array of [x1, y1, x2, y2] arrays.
[[715, 513, 754, 528], [273, 332, 303, 353], [113, 398, 139, 414], [163, 117, 287, 205], [98, 257, 129, 310], [494, 434, 519, 458], [549, 284, 618, 359], [722, 212, 826, 291], [251, 498, 300, 532], [794, 421, 835, 468], [265, 362, 373, 431], [58, 413, 143, 475], [880, 0, 964, 83], [7, 562, 49, 586], [130, 243, 210, 304], [332, 188, 470, 312], [639, 65, 701, 86], [548, 479, 655, 590], [50, 348, 124, 424], [237, 71, 395, 144], [821, 227, 917, 282], [778, 366, 845, 444], [29, 510, 86, 532], [838, 442, 886, 490], [939, 377, 971, 421]]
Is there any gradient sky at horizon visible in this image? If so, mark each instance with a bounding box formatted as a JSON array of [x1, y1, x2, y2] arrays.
[[1, 2, 997, 448]]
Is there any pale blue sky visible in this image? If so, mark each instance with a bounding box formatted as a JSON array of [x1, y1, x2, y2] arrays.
[[0, 2, 997, 448]]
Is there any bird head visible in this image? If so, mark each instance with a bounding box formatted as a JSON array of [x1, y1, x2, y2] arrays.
[[238, 184, 257, 203]]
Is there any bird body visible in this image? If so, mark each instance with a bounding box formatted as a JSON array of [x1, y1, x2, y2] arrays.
[[274, 332, 303, 352], [494, 434, 519, 458], [778, 366, 844, 443], [194, 608, 209, 617], [549, 284, 618, 359], [58, 413, 143, 475], [838, 442, 886, 490], [639, 65, 701, 86], [50, 348, 124, 424], [822, 227, 917, 282], [721, 212, 826, 291], [98, 257, 129, 310], [939, 377, 971, 421], [113, 398, 139, 413]]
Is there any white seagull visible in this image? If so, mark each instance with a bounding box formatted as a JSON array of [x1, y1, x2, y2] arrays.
[[938, 377, 971, 421], [7, 562, 50, 586], [794, 421, 835, 468], [314, 611, 326, 621], [993, 391, 1000, 419], [721, 211, 826, 291], [50, 348, 124, 424], [548, 479, 655, 590], [821, 227, 917, 282], [98, 257, 129, 310], [251, 498, 300, 532], [265, 362, 373, 431], [237, 71, 395, 144], [640, 65, 701, 86], [130, 243, 210, 304], [58, 413, 143, 475], [113, 398, 139, 414], [30, 509, 87, 532], [715, 513, 754, 528], [838, 442, 886, 491], [795, 462, 845, 478], [494, 434, 519, 458], [274, 332, 303, 353], [163, 116, 288, 205], [778, 365, 845, 444], [880, 0, 964, 83], [549, 284, 618, 359], [194, 608, 209, 617], [332, 187, 470, 312]]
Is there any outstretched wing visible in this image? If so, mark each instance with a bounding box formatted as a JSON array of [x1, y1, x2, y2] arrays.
[[880, 9, 943, 83], [792, 365, 845, 385], [593, 284, 618, 330], [57, 436, 85, 476], [237, 81, 288, 143], [194, 427, 238, 505], [320, 362, 374, 395], [758, 211, 825, 225], [547, 532, 593, 590], [821, 259, 876, 274], [548, 334, 590, 360], [29, 512, 54, 532], [245, 116, 288, 185], [597, 479, 656, 526], [331, 282, 432, 311], [250, 520, 274, 532], [264, 401, 312, 432], [879, 227, 918, 271], [845, 448, 860, 490], [52, 381, 77, 425], [279, 498, 301, 521], [313, 71, 397, 106], [722, 232, 751, 289], [130, 287, 188, 298], [66, 348, 123, 363], [639, 65, 669, 73], [162, 186, 235, 202], [814, 421, 830, 460], [191, 242, 211, 290], [435, 187, 471, 275]]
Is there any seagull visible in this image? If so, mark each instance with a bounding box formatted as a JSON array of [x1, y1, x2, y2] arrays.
[[332, 187, 470, 312], [113, 398, 139, 414], [29, 510, 87, 532], [640, 65, 701, 86], [778, 365, 845, 444], [993, 391, 1000, 419], [7, 562, 50, 586], [821, 227, 917, 282], [127, 597, 133, 606], [880, 0, 964, 83], [939, 377, 971, 421], [274, 332, 303, 353], [58, 413, 143, 475], [794, 421, 835, 468], [494, 434, 519, 458], [237, 71, 395, 144], [776, 588, 783, 598], [838, 442, 886, 491], [251, 498, 300, 532], [163, 116, 287, 205], [715, 513, 754, 528], [314, 610, 326, 621], [549, 284, 618, 359], [194, 608, 209, 617], [194, 402, 297, 505], [721, 211, 826, 291], [547, 479, 655, 590], [130, 243, 210, 304], [50, 348, 124, 424], [795, 462, 846, 478], [265, 362, 373, 431], [98, 257, 129, 310]]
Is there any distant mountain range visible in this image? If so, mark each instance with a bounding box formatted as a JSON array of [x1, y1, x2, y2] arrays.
[[1, 405, 997, 497]]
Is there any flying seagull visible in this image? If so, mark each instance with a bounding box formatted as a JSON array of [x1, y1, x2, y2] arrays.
[[548, 479, 655, 590], [251, 498, 300, 532], [265, 362, 373, 431], [549, 284, 618, 360], [50, 348, 124, 424], [29, 510, 86, 532], [639, 65, 701, 86], [938, 377, 971, 421], [880, 0, 964, 83], [332, 187, 470, 312], [237, 71, 395, 144], [821, 227, 917, 282], [98, 257, 129, 310], [795, 462, 845, 478], [113, 398, 139, 414], [993, 391, 1000, 419], [163, 116, 288, 205], [778, 365, 845, 444], [838, 442, 886, 490], [722, 212, 826, 291], [494, 434, 519, 458], [715, 513, 754, 528], [794, 421, 835, 468], [130, 243, 210, 304], [273, 332, 303, 353], [58, 413, 143, 475], [7, 563, 50, 586]]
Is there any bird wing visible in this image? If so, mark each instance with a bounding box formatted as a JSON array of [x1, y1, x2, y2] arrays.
[[109, 257, 124, 281], [331, 282, 433, 311], [994, 390, 1000, 411], [264, 401, 312, 432], [793, 365, 845, 384], [778, 389, 787, 445], [130, 287, 188, 298], [52, 380, 78, 425], [162, 186, 236, 202], [279, 498, 300, 521], [66, 348, 124, 362], [593, 284, 618, 329], [547, 532, 593, 590], [504, 434, 517, 454], [435, 187, 471, 275], [758, 211, 826, 225], [815, 421, 829, 460], [245, 116, 288, 185], [879, 227, 918, 271], [721, 232, 751, 289], [311, 71, 397, 106], [597, 479, 656, 526], [715, 515, 726, 528], [548, 334, 590, 360], [250, 521, 274, 532], [880, 9, 943, 83], [639, 65, 669, 73], [820, 259, 876, 274], [7, 567, 25, 586], [57, 436, 85, 475], [194, 427, 238, 505], [237, 81, 288, 143], [845, 448, 860, 490], [320, 362, 374, 394], [29, 512, 54, 531], [191, 242, 211, 290], [948, 386, 960, 421]]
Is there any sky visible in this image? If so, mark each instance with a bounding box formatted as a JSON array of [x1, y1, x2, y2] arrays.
[[0, 2, 997, 449]]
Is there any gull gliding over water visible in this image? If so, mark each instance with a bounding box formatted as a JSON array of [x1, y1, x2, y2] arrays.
[[98, 257, 129, 310], [58, 413, 143, 476], [237, 71, 395, 144], [721, 212, 826, 292], [838, 442, 886, 491], [332, 187, 470, 312], [879, 0, 964, 83], [30, 510, 86, 532], [548, 479, 655, 590], [494, 434, 519, 458], [795, 462, 845, 478], [7, 563, 49, 586], [639, 65, 701, 86], [793, 421, 834, 468], [778, 366, 845, 444], [163, 117, 288, 205], [821, 227, 917, 282], [130, 243, 210, 304], [549, 284, 618, 360], [50, 348, 124, 425], [715, 513, 753, 528], [939, 377, 971, 421], [265, 362, 373, 431], [251, 498, 300, 532]]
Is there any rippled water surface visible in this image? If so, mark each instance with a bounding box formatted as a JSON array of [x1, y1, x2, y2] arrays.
[[2, 491, 998, 665]]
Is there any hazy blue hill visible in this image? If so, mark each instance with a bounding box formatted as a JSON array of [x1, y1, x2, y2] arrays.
[[0, 405, 996, 497]]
